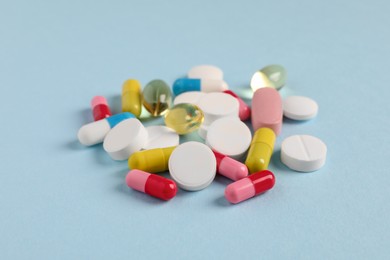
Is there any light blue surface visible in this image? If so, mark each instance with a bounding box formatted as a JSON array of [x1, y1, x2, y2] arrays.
[[1, 0, 389, 259]]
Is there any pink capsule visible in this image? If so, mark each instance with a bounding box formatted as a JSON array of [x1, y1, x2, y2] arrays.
[[223, 90, 251, 121], [91, 96, 111, 121], [251, 88, 282, 135], [225, 170, 275, 204], [126, 169, 177, 201], [213, 151, 248, 181]]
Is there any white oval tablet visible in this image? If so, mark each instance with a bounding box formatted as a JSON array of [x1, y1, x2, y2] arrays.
[[197, 123, 209, 140], [188, 65, 223, 80], [197, 92, 239, 125], [168, 142, 216, 191], [283, 96, 318, 120], [281, 135, 327, 172], [103, 119, 148, 161], [206, 117, 252, 159], [173, 91, 206, 106], [143, 125, 179, 150]]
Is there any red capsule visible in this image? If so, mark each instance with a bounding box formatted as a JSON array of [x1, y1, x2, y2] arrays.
[[213, 151, 248, 181], [91, 96, 112, 121], [225, 170, 275, 204], [126, 170, 177, 201], [223, 90, 251, 121]]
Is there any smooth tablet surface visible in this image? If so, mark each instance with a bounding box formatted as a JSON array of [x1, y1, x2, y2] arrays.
[[168, 142, 216, 191], [197, 92, 239, 125], [197, 123, 209, 139], [143, 125, 179, 150], [103, 119, 148, 161], [187, 65, 223, 80], [281, 135, 327, 172], [173, 91, 206, 105], [206, 117, 252, 159], [283, 96, 318, 120]]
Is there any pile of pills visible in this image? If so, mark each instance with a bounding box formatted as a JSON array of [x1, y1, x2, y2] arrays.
[[77, 65, 327, 204]]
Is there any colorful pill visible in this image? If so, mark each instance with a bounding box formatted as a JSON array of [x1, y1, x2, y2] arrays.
[[122, 79, 142, 117], [129, 146, 176, 173], [225, 170, 275, 204], [91, 96, 111, 121], [252, 87, 283, 135], [223, 90, 251, 121], [187, 65, 223, 80], [250, 71, 275, 92], [77, 112, 134, 146], [142, 79, 172, 117], [213, 151, 248, 181], [126, 169, 177, 201], [260, 64, 287, 90], [173, 78, 228, 96], [164, 103, 204, 135], [245, 128, 275, 174]]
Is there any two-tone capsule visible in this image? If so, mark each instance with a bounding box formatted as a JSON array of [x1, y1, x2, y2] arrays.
[[126, 169, 177, 201], [128, 146, 176, 173], [245, 127, 275, 174], [172, 78, 228, 96], [223, 90, 251, 121], [122, 79, 142, 117], [225, 170, 275, 204], [77, 112, 134, 146], [91, 96, 111, 121], [213, 151, 248, 181]]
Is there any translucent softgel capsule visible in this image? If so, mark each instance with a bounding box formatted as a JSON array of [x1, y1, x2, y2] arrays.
[[164, 103, 204, 135], [142, 79, 172, 117], [250, 71, 275, 92], [260, 64, 287, 90]]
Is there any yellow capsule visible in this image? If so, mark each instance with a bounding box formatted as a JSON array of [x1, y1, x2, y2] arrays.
[[245, 127, 276, 173], [122, 79, 142, 117], [250, 71, 275, 92], [164, 103, 204, 135], [128, 146, 176, 173]]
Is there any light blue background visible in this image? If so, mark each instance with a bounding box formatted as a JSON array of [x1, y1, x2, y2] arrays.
[[1, 0, 389, 259]]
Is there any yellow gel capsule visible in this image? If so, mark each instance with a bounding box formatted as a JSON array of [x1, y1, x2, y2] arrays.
[[245, 127, 276, 173], [250, 71, 275, 92], [122, 79, 142, 117], [164, 103, 204, 135], [142, 79, 172, 117], [128, 146, 176, 173]]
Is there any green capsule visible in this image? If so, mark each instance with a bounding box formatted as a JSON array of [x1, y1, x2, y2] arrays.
[[164, 103, 204, 135], [260, 64, 287, 90], [142, 79, 172, 117]]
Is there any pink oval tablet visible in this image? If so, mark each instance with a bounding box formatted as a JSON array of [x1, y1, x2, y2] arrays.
[[251, 88, 283, 135]]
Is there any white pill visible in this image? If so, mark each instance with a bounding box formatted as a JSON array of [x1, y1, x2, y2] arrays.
[[206, 117, 252, 159], [197, 123, 209, 140], [173, 91, 206, 106], [188, 65, 223, 80], [169, 142, 216, 191], [197, 92, 239, 125], [281, 135, 327, 172], [103, 119, 148, 161], [143, 125, 179, 150], [283, 96, 318, 120]]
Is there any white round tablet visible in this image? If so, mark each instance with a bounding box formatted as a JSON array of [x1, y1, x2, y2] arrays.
[[197, 92, 239, 125], [168, 142, 216, 191], [187, 65, 223, 80], [197, 123, 209, 140], [206, 117, 252, 159], [143, 125, 179, 150], [103, 119, 148, 161], [283, 96, 318, 120], [173, 91, 206, 106], [281, 135, 327, 172]]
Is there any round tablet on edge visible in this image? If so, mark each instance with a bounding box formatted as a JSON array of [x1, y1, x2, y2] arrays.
[[103, 119, 148, 161], [283, 96, 318, 120], [188, 65, 223, 80], [197, 92, 239, 125], [143, 125, 179, 150], [197, 123, 209, 140], [206, 117, 252, 159], [281, 135, 327, 172], [173, 91, 206, 106], [169, 142, 216, 191]]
